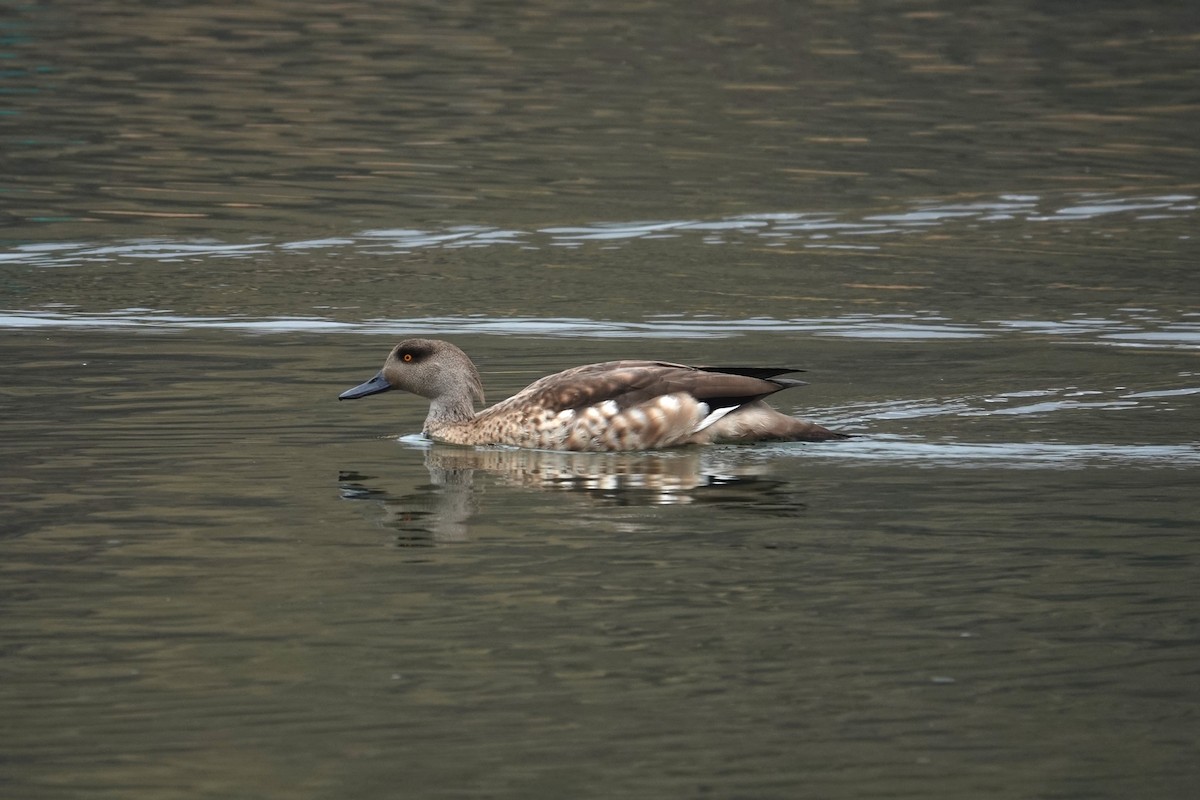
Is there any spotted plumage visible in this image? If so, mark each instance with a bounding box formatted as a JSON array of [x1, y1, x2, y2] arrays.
[[339, 338, 847, 451]]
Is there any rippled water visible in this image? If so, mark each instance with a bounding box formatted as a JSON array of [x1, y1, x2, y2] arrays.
[[3, 192, 1198, 353], [3, 1, 1199, 798]]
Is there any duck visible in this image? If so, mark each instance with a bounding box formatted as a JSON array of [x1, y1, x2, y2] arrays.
[[339, 338, 848, 451]]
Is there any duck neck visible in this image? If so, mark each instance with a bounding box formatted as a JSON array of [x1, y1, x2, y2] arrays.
[[421, 354, 485, 436], [425, 393, 477, 433], [427, 393, 472, 424]]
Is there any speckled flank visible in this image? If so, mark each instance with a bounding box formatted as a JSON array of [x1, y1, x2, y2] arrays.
[[564, 394, 706, 451], [432, 393, 712, 451], [340, 338, 848, 451]]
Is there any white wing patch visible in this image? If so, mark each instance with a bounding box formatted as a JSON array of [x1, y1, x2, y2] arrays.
[[692, 403, 740, 434], [658, 394, 682, 412]]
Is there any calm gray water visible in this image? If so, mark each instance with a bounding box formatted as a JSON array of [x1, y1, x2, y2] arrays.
[[2, 2, 1199, 798]]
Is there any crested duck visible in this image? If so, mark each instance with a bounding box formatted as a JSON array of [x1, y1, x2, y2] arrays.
[[339, 338, 847, 451]]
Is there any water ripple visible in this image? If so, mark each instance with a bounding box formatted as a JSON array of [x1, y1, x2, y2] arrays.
[[789, 436, 1200, 469], [2, 309, 1195, 347], [1, 192, 1193, 266], [815, 381, 1199, 424]]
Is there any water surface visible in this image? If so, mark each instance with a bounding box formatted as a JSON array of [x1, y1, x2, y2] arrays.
[[2, 1, 1199, 798]]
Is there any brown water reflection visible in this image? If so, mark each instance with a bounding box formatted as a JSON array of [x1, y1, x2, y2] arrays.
[[340, 444, 792, 543]]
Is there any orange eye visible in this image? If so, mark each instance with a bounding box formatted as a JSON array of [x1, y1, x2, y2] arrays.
[[402, 353, 413, 362]]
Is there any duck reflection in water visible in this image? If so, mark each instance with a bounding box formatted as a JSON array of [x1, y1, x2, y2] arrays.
[[338, 441, 802, 544], [339, 339, 848, 451]]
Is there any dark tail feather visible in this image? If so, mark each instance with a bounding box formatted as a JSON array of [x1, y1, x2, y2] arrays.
[[768, 377, 810, 390], [699, 365, 805, 380]]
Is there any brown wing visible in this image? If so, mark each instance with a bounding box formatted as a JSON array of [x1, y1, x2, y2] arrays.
[[506, 361, 802, 415]]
